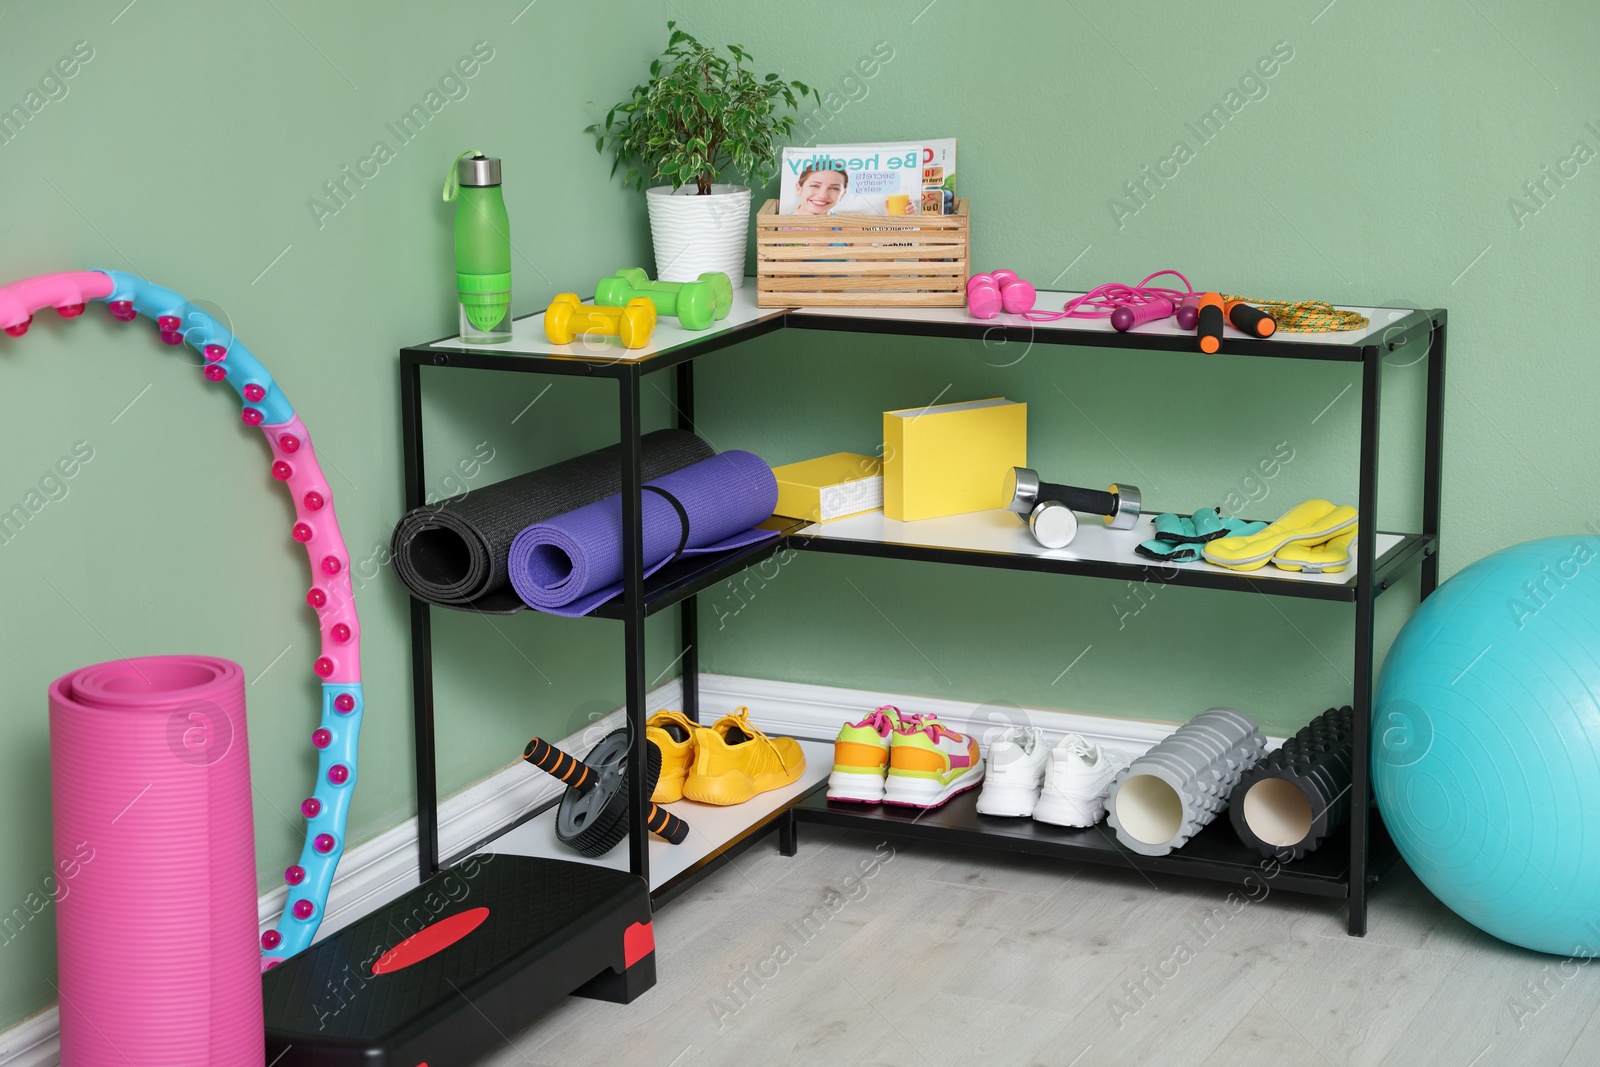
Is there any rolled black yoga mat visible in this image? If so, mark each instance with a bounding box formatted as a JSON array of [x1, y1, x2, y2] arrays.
[[390, 429, 715, 613]]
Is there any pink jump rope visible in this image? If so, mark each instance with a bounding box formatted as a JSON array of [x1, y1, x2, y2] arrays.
[[967, 269, 1282, 353], [967, 268, 1202, 331], [1022, 269, 1198, 330]]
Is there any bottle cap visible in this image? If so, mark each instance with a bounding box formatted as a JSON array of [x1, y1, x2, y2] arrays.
[[456, 153, 501, 187]]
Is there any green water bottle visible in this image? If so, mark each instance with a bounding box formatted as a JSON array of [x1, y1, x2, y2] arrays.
[[444, 149, 512, 343]]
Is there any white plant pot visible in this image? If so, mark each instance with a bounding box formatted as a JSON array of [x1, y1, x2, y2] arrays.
[[645, 184, 751, 289]]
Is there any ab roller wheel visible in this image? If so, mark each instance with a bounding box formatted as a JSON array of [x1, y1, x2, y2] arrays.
[[556, 728, 660, 857], [522, 728, 688, 858]]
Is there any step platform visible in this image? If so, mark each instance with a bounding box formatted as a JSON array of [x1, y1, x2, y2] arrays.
[[262, 855, 654, 1065]]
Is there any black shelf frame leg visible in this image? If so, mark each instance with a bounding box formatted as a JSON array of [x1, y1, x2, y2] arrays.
[[1420, 315, 1448, 599], [1349, 346, 1383, 935], [779, 811, 798, 857], [680, 598, 699, 723], [619, 368, 651, 885], [676, 360, 700, 724], [402, 358, 442, 881]]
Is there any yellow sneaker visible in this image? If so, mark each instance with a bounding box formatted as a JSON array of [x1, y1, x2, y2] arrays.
[[682, 707, 805, 805], [646, 709, 697, 803]]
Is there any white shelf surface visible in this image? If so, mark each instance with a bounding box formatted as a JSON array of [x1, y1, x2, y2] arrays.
[[477, 738, 832, 890], [429, 281, 1422, 360], [430, 284, 785, 360], [788, 289, 1421, 348], [795, 508, 1400, 586]]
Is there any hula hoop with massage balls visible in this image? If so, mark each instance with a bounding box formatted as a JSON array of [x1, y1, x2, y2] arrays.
[[0, 270, 362, 969]]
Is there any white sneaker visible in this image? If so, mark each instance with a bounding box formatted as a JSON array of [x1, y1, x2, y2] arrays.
[[1033, 734, 1133, 827], [975, 726, 1049, 816]]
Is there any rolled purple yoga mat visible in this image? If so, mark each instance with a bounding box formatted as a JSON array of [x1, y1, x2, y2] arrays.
[[389, 429, 714, 612], [507, 450, 779, 616]]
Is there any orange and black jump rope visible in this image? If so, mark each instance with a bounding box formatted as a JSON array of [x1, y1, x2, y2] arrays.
[[1193, 293, 1276, 352]]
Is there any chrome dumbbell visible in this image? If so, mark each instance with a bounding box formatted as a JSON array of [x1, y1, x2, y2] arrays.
[[1003, 467, 1142, 549]]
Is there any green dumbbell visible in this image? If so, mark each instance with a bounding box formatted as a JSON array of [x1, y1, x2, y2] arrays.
[[615, 268, 734, 322], [593, 269, 733, 331]]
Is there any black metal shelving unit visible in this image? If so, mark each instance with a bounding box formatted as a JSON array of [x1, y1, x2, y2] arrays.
[[399, 292, 1446, 939], [793, 786, 1369, 899]]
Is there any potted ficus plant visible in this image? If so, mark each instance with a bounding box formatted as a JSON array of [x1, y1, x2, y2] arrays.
[[589, 23, 817, 288]]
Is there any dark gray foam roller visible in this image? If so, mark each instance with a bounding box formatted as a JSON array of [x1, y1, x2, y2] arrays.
[[1228, 705, 1355, 861]]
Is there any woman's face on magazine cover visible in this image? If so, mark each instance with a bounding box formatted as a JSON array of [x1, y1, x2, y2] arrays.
[[795, 170, 846, 214]]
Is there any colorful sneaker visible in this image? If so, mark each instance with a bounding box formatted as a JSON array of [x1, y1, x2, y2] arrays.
[[682, 707, 806, 806], [827, 705, 905, 803], [645, 709, 696, 803], [975, 726, 1049, 817], [1033, 734, 1133, 827], [884, 715, 985, 809]]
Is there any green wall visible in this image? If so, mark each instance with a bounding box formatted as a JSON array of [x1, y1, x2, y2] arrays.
[[0, 0, 670, 1031], [677, 0, 1600, 729], [1, 0, 1595, 1036]]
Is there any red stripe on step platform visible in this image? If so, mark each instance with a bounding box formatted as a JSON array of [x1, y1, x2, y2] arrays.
[[623, 921, 655, 968], [371, 907, 491, 975]]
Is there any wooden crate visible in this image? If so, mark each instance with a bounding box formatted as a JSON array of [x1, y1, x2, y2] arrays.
[[754, 198, 969, 308]]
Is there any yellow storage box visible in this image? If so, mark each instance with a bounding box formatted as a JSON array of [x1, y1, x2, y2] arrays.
[[883, 398, 1026, 521]]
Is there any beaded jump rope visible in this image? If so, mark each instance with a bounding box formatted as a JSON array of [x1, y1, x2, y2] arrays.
[[1020, 268, 1371, 333]]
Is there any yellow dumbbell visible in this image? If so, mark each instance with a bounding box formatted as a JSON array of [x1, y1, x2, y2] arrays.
[[543, 294, 657, 350]]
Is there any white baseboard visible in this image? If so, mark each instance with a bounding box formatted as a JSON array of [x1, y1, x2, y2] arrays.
[[0, 671, 1272, 1064], [0, 1010, 56, 1067], [698, 672, 1207, 756]]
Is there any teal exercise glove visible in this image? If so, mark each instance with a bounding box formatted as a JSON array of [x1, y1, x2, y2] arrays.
[[1137, 511, 1267, 562], [1149, 511, 1192, 543], [1190, 508, 1227, 541], [1150, 507, 1228, 544], [1136, 538, 1208, 563]]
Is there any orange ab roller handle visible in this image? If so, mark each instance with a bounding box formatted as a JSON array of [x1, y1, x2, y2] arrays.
[[522, 736, 596, 794], [646, 804, 689, 844]]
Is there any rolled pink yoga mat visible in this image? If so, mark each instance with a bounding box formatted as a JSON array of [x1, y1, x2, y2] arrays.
[[50, 656, 264, 1067]]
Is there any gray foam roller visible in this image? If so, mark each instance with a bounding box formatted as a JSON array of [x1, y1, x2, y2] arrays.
[[1106, 707, 1266, 856]]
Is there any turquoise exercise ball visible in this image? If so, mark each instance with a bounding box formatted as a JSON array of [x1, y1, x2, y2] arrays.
[[1374, 535, 1600, 956]]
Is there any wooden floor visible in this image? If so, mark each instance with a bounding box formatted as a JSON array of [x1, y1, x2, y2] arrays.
[[477, 828, 1600, 1067]]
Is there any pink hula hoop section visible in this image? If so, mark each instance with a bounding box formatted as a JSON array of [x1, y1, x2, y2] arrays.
[[0, 269, 363, 964]]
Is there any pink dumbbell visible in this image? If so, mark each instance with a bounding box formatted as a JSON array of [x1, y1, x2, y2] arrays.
[[967, 270, 1037, 318]]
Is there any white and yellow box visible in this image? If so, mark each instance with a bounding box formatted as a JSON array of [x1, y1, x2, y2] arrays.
[[883, 397, 1026, 521], [773, 452, 884, 523]]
